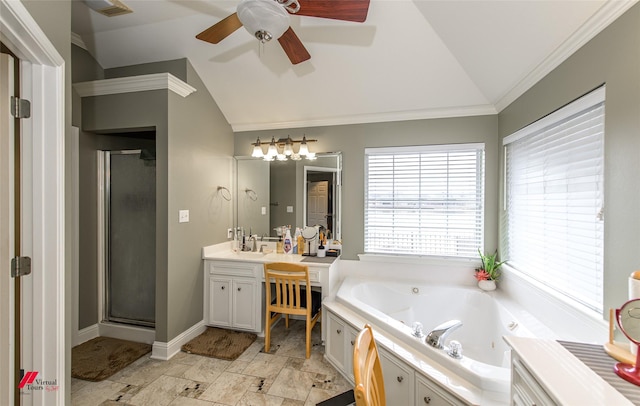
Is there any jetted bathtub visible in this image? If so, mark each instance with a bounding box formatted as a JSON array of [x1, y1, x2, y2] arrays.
[[335, 277, 534, 393]]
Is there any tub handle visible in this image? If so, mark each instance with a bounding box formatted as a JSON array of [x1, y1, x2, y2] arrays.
[[423, 396, 431, 404], [396, 376, 403, 383]]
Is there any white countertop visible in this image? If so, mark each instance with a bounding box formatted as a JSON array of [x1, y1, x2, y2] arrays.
[[505, 336, 633, 405], [202, 242, 339, 267]]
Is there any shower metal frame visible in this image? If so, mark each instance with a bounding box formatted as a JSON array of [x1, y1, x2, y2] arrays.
[[103, 149, 155, 328]]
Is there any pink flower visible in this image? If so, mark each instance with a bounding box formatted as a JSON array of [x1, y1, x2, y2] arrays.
[[475, 270, 490, 281]]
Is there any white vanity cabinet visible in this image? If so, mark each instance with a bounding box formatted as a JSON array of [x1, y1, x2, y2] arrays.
[[510, 353, 556, 406], [325, 311, 358, 381], [379, 346, 415, 405], [205, 260, 262, 333], [416, 374, 463, 406], [324, 306, 466, 406], [505, 337, 633, 406], [203, 247, 339, 338]]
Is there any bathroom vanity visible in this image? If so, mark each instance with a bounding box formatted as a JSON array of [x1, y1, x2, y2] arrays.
[[202, 243, 340, 339], [505, 336, 633, 405]]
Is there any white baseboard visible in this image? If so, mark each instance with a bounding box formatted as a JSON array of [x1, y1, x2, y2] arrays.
[[151, 320, 206, 361], [98, 321, 155, 344], [73, 324, 99, 347]]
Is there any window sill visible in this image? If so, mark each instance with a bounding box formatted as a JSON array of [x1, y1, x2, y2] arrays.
[[358, 253, 478, 267]]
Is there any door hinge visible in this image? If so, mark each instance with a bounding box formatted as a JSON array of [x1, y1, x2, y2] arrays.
[[10, 96, 31, 119], [11, 256, 31, 277]]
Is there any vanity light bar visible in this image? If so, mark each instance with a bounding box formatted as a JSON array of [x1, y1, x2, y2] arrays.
[[251, 135, 317, 161]]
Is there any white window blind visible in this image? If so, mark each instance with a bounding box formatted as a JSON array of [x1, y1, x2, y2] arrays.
[[504, 87, 605, 314], [365, 143, 485, 257]]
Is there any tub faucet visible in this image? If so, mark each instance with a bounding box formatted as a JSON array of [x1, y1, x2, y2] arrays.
[[426, 319, 462, 349]]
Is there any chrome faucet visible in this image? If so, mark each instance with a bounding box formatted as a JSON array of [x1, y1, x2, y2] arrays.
[[426, 319, 462, 349], [249, 235, 258, 252]]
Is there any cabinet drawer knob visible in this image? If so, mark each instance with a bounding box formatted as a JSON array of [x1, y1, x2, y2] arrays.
[[336, 329, 342, 334], [423, 396, 431, 404], [397, 376, 403, 383], [350, 340, 355, 346], [237, 287, 241, 291], [221, 286, 225, 290]]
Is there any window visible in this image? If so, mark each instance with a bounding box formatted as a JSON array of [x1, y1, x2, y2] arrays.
[[364, 143, 485, 257], [503, 86, 605, 314]]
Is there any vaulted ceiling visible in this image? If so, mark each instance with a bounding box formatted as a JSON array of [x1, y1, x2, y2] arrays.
[[71, 0, 636, 132]]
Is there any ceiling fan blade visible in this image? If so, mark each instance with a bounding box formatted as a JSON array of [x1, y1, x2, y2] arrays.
[[278, 27, 311, 65], [295, 0, 370, 23], [196, 13, 243, 44]]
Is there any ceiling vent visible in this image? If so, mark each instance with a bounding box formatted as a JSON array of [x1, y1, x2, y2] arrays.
[[84, 0, 133, 17]]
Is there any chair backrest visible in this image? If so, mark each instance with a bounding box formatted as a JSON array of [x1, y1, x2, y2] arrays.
[[264, 262, 312, 317], [353, 324, 386, 406]]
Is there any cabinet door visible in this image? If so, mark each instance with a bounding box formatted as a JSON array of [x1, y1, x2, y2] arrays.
[[379, 347, 414, 405], [326, 312, 347, 371], [209, 278, 231, 327], [416, 374, 460, 406], [346, 325, 358, 382], [232, 278, 256, 331]]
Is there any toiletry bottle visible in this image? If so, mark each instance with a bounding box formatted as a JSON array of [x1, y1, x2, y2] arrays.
[[317, 242, 326, 257], [297, 235, 305, 255], [283, 228, 293, 254], [276, 237, 284, 254]]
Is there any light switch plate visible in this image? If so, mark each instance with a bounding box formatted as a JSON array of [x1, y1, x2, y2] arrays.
[[179, 210, 189, 223], [287, 206, 294, 213], [261, 206, 267, 215]]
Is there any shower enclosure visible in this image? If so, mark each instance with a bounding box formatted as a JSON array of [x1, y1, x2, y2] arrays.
[[103, 149, 156, 328]]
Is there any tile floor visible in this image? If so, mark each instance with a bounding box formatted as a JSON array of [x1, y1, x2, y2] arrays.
[[71, 320, 352, 406]]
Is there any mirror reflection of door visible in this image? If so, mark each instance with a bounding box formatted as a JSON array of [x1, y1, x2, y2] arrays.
[[307, 180, 329, 228]]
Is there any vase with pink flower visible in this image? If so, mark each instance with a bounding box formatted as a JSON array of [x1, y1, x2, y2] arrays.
[[475, 249, 506, 291]]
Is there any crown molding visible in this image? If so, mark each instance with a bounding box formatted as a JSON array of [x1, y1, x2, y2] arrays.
[[73, 72, 196, 98], [494, 0, 638, 112], [230, 104, 498, 132], [71, 32, 88, 51]]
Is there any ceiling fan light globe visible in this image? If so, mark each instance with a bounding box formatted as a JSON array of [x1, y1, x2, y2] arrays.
[[237, 0, 290, 42]]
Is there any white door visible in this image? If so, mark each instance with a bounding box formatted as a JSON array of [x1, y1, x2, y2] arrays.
[[0, 52, 16, 406], [307, 181, 329, 228], [1, 2, 67, 404]]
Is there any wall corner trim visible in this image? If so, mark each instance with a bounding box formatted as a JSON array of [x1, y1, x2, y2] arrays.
[[73, 72, 197, 98], [150, 320, 207, 361]]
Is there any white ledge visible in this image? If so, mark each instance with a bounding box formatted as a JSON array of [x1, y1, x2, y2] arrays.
[[73, 73, 196, 98], [358, 253, 478, 267]]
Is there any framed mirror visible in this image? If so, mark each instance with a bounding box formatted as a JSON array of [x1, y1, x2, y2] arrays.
[[235, 152, 341, 241], [615, 298, 640, 385]]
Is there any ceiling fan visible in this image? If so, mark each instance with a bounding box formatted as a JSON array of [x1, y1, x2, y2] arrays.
[[196, 0, 370, 65]]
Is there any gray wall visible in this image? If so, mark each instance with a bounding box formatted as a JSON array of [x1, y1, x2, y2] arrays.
[[235, 115, 500, 260], [498, 3, 640, 317], [78, 58, 234, 342], [165, 62, 234, 341]]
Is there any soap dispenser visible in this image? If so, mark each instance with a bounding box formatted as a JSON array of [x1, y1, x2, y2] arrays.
[[283, 228, 293, 254]]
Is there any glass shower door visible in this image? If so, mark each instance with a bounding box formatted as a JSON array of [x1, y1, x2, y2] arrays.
[[106, 150, 156, 327]]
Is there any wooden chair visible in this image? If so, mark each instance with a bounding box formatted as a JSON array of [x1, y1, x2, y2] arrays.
[[353, 324, 386, 406], [264, 262, 321, 358]]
